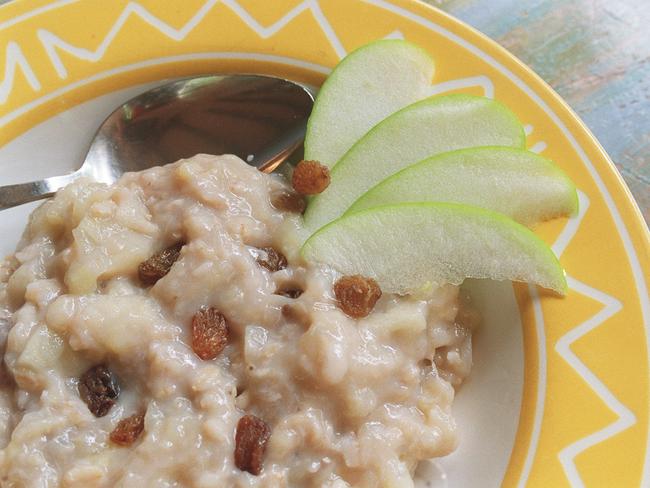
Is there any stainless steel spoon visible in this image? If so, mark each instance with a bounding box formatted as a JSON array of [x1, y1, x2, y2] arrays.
[[0, 75, 314, 210]]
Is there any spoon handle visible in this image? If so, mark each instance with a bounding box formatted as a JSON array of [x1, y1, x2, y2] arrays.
[[0, 172, 79, 210]]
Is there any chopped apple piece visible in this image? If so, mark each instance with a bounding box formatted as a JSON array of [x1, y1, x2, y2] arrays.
[[304, 39, 435, 168], [347, 146, 578, 226], [302, 203, 566, 294], [303, 94, 525, 231]]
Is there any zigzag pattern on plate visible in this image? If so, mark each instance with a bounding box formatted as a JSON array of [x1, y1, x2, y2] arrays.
[[0, 41, 41, 103], [552, 191, 636, 488], [0, 1, 638, 485], [0, 0, 346, 106], [37, 0, 346, 79], [523, 125, 548, 156], [556, 276, 633, 487]]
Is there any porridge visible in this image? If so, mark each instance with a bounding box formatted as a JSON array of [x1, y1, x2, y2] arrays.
[[0, 154, 475, 487]]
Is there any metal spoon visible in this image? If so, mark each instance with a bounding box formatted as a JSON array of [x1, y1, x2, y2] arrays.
[[0, 75, 314, 210]]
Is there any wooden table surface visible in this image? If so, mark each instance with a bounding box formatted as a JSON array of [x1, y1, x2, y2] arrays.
[[429, 0, 649, 223]]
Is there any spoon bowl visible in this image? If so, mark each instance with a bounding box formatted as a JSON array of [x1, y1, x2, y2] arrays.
[[0, 75, 314, 209]]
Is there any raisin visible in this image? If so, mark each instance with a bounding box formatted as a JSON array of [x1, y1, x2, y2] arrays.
[[254, 247, 287, 272], [138, 242, 184, 286], [333, 275, 382, 318], [234, 414, 271, 475], [110, 412, 146, 446], [192, 307, 229, 360], [291, 160, 330, 195], [275, 287, 303, 299], [270, 190, 306, 214], [78, 365, 120, 417]]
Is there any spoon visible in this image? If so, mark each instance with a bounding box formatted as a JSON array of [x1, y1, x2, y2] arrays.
[[0, 75, 314, 210]]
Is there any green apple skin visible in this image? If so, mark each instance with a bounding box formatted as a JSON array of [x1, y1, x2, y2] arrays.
[[346, 146, 578, 227], [302, 202, 566, 295], [303, 94, 526, 232], [304, 39, 435, 168]]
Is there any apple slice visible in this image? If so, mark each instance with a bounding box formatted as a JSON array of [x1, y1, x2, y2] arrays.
[[346, 146, 578, 226], [303, 94, 525, 231], [302, 203, 566, 294], [304, 39, 435, 168]]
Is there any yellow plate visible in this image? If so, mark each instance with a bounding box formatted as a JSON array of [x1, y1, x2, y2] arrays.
[[0, 0, 648, 486]]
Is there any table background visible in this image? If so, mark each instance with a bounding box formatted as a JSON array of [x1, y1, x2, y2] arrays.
[[429, 0, 649, 222]]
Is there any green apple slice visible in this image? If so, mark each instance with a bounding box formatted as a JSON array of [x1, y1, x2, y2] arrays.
[[303, 94, 525, 231], [302, 202, 566, 294], [304, 39, 435, 168], [346, 146, 578, 226]]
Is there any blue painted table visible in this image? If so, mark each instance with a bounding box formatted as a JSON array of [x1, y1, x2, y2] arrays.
[[429, 0, 649, 222]]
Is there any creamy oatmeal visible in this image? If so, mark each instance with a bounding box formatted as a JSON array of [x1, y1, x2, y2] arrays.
[[0, 154, 474, 487]]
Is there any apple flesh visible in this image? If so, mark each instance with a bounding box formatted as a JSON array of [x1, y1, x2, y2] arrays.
[[302, 202, 567, 295], [304, 94, 526, 231], [346, 146, 578, 226], [304, 39, 435, 168]]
